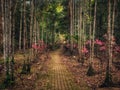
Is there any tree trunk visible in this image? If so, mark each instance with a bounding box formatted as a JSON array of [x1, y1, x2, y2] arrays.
[[23, 0, 26, 52], [107, 0, 111, 72], [29, 0, 34, 61], [79, 1, 82, 59], [89, 0, 92, 64], [19, 2, 23, 51], [111, 0, 116, 63], [30, 0, 34, 47], [69, 0, 73, 52], [12, 0, 18, 55], [91, 0, 97, 64], [1, 0, 6, 70]]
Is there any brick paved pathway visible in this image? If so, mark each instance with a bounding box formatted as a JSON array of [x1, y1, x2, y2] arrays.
[[46, 49, 81, 90]]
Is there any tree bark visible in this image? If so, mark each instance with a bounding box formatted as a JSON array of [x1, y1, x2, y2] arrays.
[[69, 0, 73, 52], [19, 2, 23, 51], [1, 0, 6, 70], [91, 0, 97, 64], [23, 0, 27, 52], [107, 0, 111, 71], [111, 0, 116, 63], [89, 0, 92, 64]]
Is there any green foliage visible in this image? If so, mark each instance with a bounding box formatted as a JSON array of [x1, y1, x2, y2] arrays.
[[65, 34, 70, 41], [56, 4, 63, 13], [72, 35, 78, 43]]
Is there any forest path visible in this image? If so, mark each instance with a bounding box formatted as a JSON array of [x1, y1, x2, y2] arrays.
[[35, 49, 81, 90]]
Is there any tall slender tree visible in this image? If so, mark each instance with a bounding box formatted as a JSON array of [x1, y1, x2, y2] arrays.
[[23, 0, 27, 52], [19, 1, 23, 51], [69, 0, 73, 53], [29, 0, 34, 61], [102, 0, 113, 86], [111, 0, 116, 63], [87, 0, 97, 76], [92, 0, 97, 66]]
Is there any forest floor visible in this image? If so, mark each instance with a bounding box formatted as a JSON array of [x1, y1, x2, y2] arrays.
[[62, 50, 120, 90], [0, 48, 120, 90], [10, 48, 89, 90], [62, 56, 120, 90]]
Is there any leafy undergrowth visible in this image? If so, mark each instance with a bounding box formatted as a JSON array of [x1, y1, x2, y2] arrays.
[[14, 54, 50, 90], [0, 52, 50, 90], [61, 55, 120, 90]]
